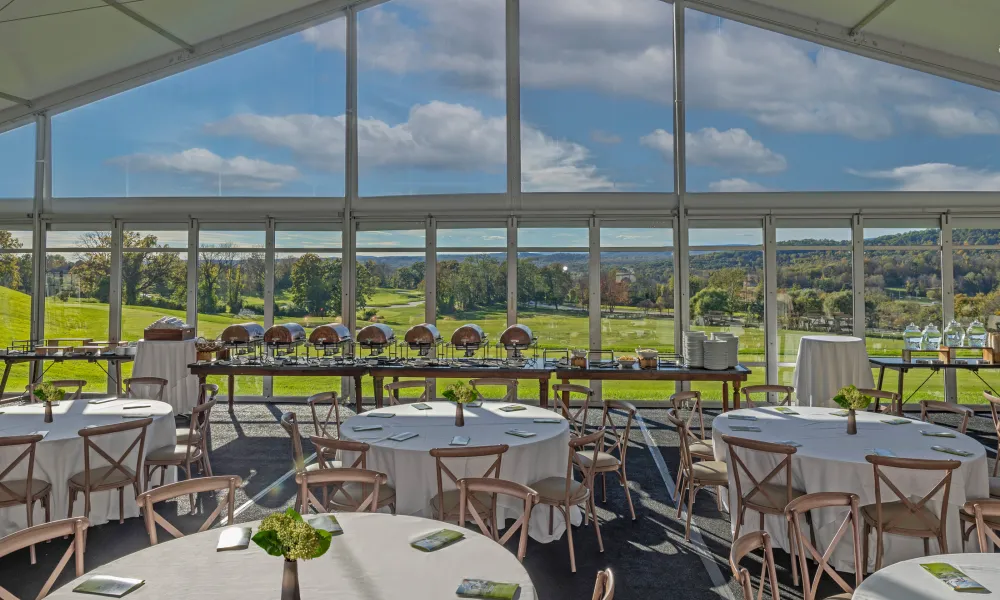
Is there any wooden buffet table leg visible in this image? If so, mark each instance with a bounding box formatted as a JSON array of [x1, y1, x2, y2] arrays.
[[0, 361, 11, 398], [228, 374, 235, 412], [722, 382, 730, 412], [353, 376, 363, 414], [560, 379, 571, 419], [539, 379, 548, 409], [392, 376, 399, 403], [896, 369, 905, 415], [873, 366, 886, 412], [115, 361, 123, 395], [732, 380, 742, 410], [373, 377, 384, 409], [197, 375, 207, 404]]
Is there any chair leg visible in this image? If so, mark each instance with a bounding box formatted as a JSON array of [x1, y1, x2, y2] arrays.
[[620, 471, 636, 520], [862, 522, 870, 576], [788, 519, 799, 587], [549, 505, 554, 536], [590, 492, 604, 553], [43, 491, 51, 523], [939, 531, 948, 555], [67, 489, 76, 519], [601, 473, 607, 503], [923, 537, 930, 556], [874, 527, 884, 572], [26, 499, 35, 564], [684, 484, 697, 542], [675, 472, 687, 519], [564, 507, 577, 573], [119, 487, 125, 523], [202, 440, 213, 476], [83, 490, 91, 519]]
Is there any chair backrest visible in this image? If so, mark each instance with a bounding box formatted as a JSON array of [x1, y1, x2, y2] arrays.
[[591, 568, 615, 600], [600, 401, 635, 468], [78, 418, 151, 490], [307, 391, 341, 437], [279, 412, 306, 470], [986, 392, 1000, 437], [199, 383, 220, 406], [729, 530, 780, 600], [553, 383, 593, 436], [0, 517, 89, 600], [296, 467, 386, 514], [742, 385, 792, 408], [722, 435, 797, 513], [785, 492, 863, 600], [429, 445, 508, 520], [858, 388, 901, 415], [123, 377, 167, 401], [26, 380, 85, 402], [383, 380, 430, 405], [964, 499, 1000, 552], [182, 399, 216, 459], [309, 436, 369, 469], [136, 475, 242, 545], [865, 454, 960, 536], [569, 429, 606, 497], [470, 378, 518, 402], [0, 434, 43, 508], [670, 391, 707, 442], [665, 409, 694, 476], [458, 477, 538, 562], [919, 400, 972, 434]]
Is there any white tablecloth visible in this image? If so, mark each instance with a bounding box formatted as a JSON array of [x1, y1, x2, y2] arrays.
[[0, 399, 176, 538], [340, 401, 577, 543], [133, 340, 199, 415], [793, 335, 875, 407], [854, 553, 1000, 600], [48, 513, 537, 600], [712, 406, 989, 572]]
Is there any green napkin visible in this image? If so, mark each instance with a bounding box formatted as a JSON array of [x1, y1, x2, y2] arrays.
[[456, 580, 521, 600], [73, 576, 145, 598], [920, 430, 956, 438], [730, 425, 761, 432], [831, 410, 850, 417], [921, 563, 988, 592], [410, 529, 464, 552], [881, 418, 911, 425], [727, 414, 758, 421], [931, 445, 974, 457], [772, 407, 799, 415]]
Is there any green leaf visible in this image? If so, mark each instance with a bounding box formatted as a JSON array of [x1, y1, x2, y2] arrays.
[[442, 390, 458, 402], [285, 507, 304, 522], [251, 530, 285, 557], [312, 529, 332, 558]]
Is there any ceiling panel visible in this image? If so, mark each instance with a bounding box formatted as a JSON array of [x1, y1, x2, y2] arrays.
[[131, 0, 320, 46]]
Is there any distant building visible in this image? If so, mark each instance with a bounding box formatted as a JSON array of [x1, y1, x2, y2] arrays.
[[615, 268, 636, 284]]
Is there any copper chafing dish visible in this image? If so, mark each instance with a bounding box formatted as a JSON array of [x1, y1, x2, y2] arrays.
[[450, 324, 488, 358], [403, 323, 442, 357], [357, 323, 395, 355], [499, 324, 536, 359], [264, 323, 306, 345], [220, 323, 265, 344], [309, 323, 352, 346]]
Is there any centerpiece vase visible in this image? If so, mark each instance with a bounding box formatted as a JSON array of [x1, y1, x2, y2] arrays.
[[846, 408, 857, 435], [455, 404, 465, 427], [281, 559, 300, 600], [44, 402, 53, 424]]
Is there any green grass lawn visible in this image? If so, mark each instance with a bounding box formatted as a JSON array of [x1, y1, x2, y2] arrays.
[[1, 285, 994, 403]]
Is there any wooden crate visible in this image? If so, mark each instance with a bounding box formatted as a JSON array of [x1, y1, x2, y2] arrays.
[[143, 326, 196, 341]]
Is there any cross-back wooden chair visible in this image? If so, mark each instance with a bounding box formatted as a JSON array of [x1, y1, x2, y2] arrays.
[[297, 468, 387, 514], [667, 409, 728, 540], [859, 388, 901, 416], [26, 380, 85, 403], [136, 475, 242, 545], [670, 390, 715, 464], [0, 435, 52, 564], [470, 378, 518, 403], [383, 380, 430, 405], [583, 401, 636, 520], [987, 392, 1000, 476], [528, 428, 605, 572], [0, 517, 89, 600], [429, 444, 508, 523], [176, 383, 218, 470], [144, 398, 216, 490], [67, 418, 151, 522], [307, 391, 342, 439], [729, 530, 780, 600], [279, 412, 313, 472], [552, 383, 593, 436], [458, 477, 538, 562], [591, 568, 615, 600], [861, 454, 960, 573], [123, 377, 167, 402], [963, 499, 1000, 553], [722, 435, 805, 585], [308, 437, 395, 513], [196, 382, 219, 407], [919, 400, 973, 434], [785, 492, 863, 600], [741, 385, 793, 408]]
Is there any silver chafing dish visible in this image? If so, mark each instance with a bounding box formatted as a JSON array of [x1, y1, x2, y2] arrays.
[[499, 324, 536, 359], [403, 323, 442, 357], [219, 322, 265, 356], [309, 323, 352, 346], [450, 324, 489, 358], [264, 323, 306, 345], [357, 323, 395, 356]]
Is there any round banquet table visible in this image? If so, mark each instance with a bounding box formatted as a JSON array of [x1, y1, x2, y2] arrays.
[[853, 553, 1000, 600], [47, 512, 537, 600], [793, 335, 875, 407], [712, 406, 989, 572], [0, 398, 176, 538], [340, 401, 576, 543]]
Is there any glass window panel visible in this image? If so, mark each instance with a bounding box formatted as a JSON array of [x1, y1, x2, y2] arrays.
[[53, 20, 346, 198], [520, 0, 673, 192], [953, 244, 1000, 405], [436, 252, 507, 348], [0, 228, 32, 395], [518, 228, 589, 248], [953, 228, 1000, 247], [864, 228, 939, 246], [119, 251, 188, 384], [0, 124, 35, 199], [600, 227, 673, 248], [275, 230, 342, 249], [776, 228, 851, 245], [356, 229, 425, 249], [199, 230, 265, 248], [357, 0, 505, 196], [438, 228, 507, 248], [689, 227, 763, 247], [356, 254, 426, 351], [125, 230, 188, 248]]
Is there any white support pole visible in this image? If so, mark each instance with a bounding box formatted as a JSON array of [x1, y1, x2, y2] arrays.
[[505, 0, 521, 211], [852, 215, 865, 338], [187, 218, 199, 329], [425, 217, 438, 398], [764, 215, 778, 386], [940, 214, 956, 402], [30, 113, 50, 352], [263, 217, 276, 399], [673, 1, 689, 391], [343, 5, 359, 407], [507, 216, 518, 328], [589, 217, 602, 400], [108, 219, 124, 394]]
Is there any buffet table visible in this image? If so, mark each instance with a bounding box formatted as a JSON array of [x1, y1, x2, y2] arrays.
[[870, 357, 1000, 411], [47, 513, 537, 600], [794, 335, 874, 407], [341, 401, 575, 543], [0, 353, 134, 399], [133, 340, 199, 414], [0, 398, 175, 537], [553, 363, 751, 411], [187, 361, 368, 412], [712, 406, 989, 572], [369, 360, 553, 409]]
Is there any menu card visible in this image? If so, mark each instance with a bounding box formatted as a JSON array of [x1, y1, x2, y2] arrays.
[[727, 414, 758, 421], [931, 445, 974, 457], [456, 580, 521, 600], [870, 448, 896, 457], [410, 529, 464, 552], [881, 418, 911, 425], [920, 563, 988, 592], [729, 426, 761, 432], [772, 407, 798, 415], [388, 432, 418, 442], [88, 398, 116, 405], [499, 404, 527, 413], [73, 576, 145, 597], [505, 429, 536, 438], [366, 412, 394, 418], [920, 430, 956, 438], [533, 418, 562, 424], [776, 440, 802, 448], [831, 410, 850, 417], [352, 424, 383, 432], [217, 527, 252, 551], [451, 436, 470, 446], [122, 414, 151, 419], [306, 514, 343, 536], [412, 403, 432, 410]]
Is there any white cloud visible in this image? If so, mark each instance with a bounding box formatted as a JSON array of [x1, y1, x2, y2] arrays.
[[110, 148, 300, 190], [707, 178, 772, 192], [641, 127, 786, 174], [590, 130, 622, 145], [850, 163, 1000, 191], [207, 102, 613, 192], [896, 104, 1000, 136]]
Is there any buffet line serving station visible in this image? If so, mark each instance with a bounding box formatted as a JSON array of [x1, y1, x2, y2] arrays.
[[0, 338, 136, 398], [187, 322, 751, 411]]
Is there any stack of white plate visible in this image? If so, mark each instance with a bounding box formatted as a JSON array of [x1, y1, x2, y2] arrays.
[[684, 331, 707, 367], [703, 340, 729, 370], [711, 332, 740, 368]]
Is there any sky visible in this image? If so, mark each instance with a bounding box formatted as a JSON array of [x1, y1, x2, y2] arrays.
[[1, 0, 998, 248]]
